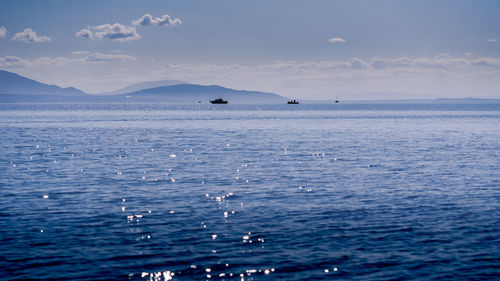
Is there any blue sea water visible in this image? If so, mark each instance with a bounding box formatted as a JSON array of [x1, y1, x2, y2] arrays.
[[0, 103, 499, 280]]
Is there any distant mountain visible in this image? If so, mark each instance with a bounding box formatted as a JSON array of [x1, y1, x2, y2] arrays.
[[120, 84, 288, 104], [98, 79, 186, 95], [0, 70, 289, 104], [0, 70, 87, 96]]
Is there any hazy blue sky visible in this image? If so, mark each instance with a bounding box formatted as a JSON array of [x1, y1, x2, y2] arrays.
[[1, 0, 499, 99]]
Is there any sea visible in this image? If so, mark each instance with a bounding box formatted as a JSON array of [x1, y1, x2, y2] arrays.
[[0, 102, 499, 280]]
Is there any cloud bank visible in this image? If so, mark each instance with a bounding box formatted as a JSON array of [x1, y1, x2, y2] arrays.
[[0, 52, 136, 68], [82, 52, 137, 63], [76, 23, 140, 42], [152, 54, 500, 99], [0, 26, 6, 38], [11, 28, 51, 43], [133, 13, 182, 27]]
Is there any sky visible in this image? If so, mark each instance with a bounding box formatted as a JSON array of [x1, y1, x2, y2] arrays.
[[0, 0, 499, 99]]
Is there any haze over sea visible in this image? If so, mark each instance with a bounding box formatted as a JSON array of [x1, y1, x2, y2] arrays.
[[0, 102, 499, 280]]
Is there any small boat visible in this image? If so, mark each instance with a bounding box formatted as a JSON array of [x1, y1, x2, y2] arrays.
[[335, 96, 340, 103], [287, 99, 299, 104], [210, 98, 228, 104]]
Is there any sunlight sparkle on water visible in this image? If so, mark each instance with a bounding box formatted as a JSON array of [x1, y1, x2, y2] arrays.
[[2, 104, 498, 281]]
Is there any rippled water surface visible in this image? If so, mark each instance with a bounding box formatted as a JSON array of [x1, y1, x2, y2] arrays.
[[1, 103, 499, 280]]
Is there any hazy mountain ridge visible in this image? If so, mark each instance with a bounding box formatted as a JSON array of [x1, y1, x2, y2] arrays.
[[0, 70, 87, 96], [0, 70, 288, 103], [98, 79, 187, 95], [121, 84, 288, 103]]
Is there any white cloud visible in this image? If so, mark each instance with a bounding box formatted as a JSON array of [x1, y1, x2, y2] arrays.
[[486, 38, 496, 42], [11, 28, 52, 43], [82, 52, 137, 63], [0, 26, 6, 38], [76, 23, 140, 42], [75, 28, 93, 39], [72, 50, 90, 55], [0, 56, 26, 67], [328, 37, 346, 44], [133, 13, 182, 27], [30, 56, 74, 67], [345, 57, 367, 69]]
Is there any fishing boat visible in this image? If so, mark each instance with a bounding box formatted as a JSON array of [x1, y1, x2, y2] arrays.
[[287, 99, 299, 104], [210, 98, 228, 104]]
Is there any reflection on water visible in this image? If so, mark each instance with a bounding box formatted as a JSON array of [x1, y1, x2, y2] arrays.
[[0, 103, 499, 280]]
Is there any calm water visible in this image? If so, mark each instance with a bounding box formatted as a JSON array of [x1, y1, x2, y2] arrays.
[[0, 103, 499, 280]]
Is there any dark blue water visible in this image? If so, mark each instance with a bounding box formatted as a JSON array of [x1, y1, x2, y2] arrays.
[[1, 103, 499, 280]]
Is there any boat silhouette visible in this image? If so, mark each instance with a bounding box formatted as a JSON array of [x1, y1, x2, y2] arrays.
[[287, 99, 299, 104], [210, 98, 228, 104]]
